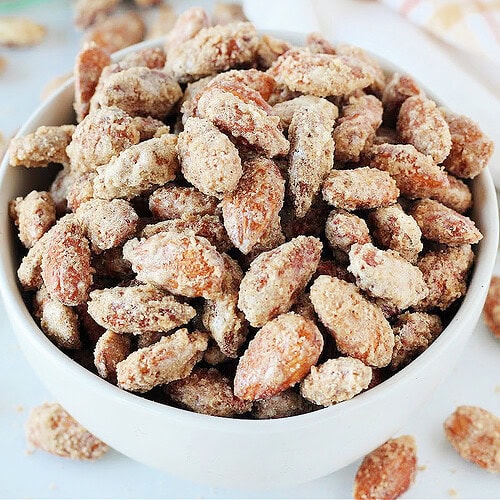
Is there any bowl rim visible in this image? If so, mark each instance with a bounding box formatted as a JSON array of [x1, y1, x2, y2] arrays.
[[0, 31, 498, 432]]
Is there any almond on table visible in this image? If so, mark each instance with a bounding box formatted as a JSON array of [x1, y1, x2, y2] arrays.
[[73, 0, 120, 29], [26, 403, 108, 460], [0, 17, 46, 47], [444, 406, 500, 473], [483, 276, 500, 338], [353, 435, 418, 499]]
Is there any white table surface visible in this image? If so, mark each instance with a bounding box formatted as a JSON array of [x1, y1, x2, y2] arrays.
[[1, 1, 499, 498]]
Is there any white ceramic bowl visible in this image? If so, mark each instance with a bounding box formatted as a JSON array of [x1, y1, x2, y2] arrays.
[[0, 33, 498, 490]]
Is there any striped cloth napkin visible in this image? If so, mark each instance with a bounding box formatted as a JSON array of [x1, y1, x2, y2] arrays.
[[381, 0, 500, 62]]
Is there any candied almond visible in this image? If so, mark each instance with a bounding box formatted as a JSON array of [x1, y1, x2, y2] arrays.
[[165, 22, 259, 83], [150, 186, 214, 219], [17, 230, 50, 290], [255, 34, 291, 70], [333, 94, 383, 163], [269, 48, 374, 97], [368, 204, 422, 264], [67, 107, 141, 174], [353, 435, 417, 499], [9, 125, 75, 168], [66, 172, 96, 211], [325, 209, 371, 255], [390, 312, 442, 370], [93, 134, 179, 200], [94, 330, 131, 382], [74, 43, 111, 122], [84, 12, 145, 54], [120, 47, 166, 70], [322, 167, 399, 211], [197, 83, 289, 158], [427, 173, 472, 214], [397, 94, 451, 164], [212, 3, 248, 25], [88, 284, 196, 333], [141, 215, 231, 253], [444, 406, 500, 473], [73, 0, 119, 29], [370, 143, 449, 199], [178, 117, 243, 198], [165, 367, 251, 417], [411, 199, 482, 246], [441, 109, 494, 179], [133, 116, 170, 140], [9, 190, 56, 249], [238, 236, 322, 327], [234, 312, 323, 401], [164, 7, 209, 54], [123, 231, 226, 299], [0, 17, 46, 47], [309, 275, 394, 367], [348, 243, 428, 311], [222, 157, 285, 254], [26, 403, 108, 460], [334, 44, 387, 97], [252, 389, 314, 419], [484, 276, 500, 338], [416, 245, 474, 311], [306, 32, 335, 54], [288, 98, 337, 217], [41, 216, 93, 307], [382, 73, 421, 125], [34, 286, 81, 350], [300, 357, 372, 406], [97, 67, 182, 120], [75, 199, 138, 252], [271, 95, 339, 130], [202, 255, 248, 357], [116, 329, 209, 393]]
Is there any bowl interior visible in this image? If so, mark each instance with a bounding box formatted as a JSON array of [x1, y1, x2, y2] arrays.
[[0, 33, 498, 433]]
